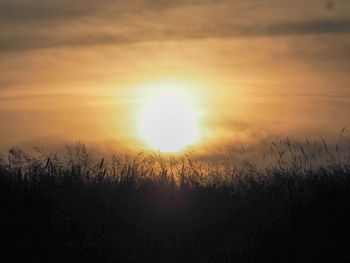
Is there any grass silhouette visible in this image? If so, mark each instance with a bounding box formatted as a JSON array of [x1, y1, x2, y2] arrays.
[[1, 137, 350, 262]]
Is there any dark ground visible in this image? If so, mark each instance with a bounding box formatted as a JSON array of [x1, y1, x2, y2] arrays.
[[1, 149, 350, 262]]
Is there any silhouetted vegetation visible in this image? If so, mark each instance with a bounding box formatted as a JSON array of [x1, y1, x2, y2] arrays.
[[1, 138, 350, 262]]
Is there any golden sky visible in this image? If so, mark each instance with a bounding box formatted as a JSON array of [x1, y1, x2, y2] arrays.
[[1, 0, 350, 153]]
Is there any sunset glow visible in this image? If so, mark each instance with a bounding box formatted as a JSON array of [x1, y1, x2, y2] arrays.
[[139, 88, 199, 152], [0, 0, 349, 154]]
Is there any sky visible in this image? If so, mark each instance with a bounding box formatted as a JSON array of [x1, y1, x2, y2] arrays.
[[1, 0, 350, 154]]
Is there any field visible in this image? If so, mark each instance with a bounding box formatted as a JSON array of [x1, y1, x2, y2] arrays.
[[1, 138, 350, 262]]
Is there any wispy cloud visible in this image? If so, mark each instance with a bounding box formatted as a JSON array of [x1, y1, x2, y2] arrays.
[[1, 0, 350, 52], [1, 18, 350, 52]]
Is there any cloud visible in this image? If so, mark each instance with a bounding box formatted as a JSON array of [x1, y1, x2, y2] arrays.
[[0, 4, 89, 23], [265, 18, 350, 35], [1, 17, 350, 53], [0, 0, 220, 24], [0, 0, 107, 23], [1, 0, 350, 53], [0, 33, 130, 52]]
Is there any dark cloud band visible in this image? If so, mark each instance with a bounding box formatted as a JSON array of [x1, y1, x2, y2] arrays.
[[1, 18, 350, 52]]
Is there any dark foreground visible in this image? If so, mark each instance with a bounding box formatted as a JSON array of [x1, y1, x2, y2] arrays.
[[1, 146, 350, 262]]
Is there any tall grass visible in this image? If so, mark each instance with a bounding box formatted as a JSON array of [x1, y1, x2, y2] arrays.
[[1, 137, 350, 262]]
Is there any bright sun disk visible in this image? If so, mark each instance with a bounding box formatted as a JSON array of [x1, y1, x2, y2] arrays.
[[140, 90, 198, 152]]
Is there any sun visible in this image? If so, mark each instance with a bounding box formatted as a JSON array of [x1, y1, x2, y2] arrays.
[[139, 89, 199, 153]]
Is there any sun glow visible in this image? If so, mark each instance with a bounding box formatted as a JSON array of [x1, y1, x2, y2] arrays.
[[139, 87, 199, 153]]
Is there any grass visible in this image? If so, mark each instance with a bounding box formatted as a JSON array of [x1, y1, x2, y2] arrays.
[[1, 137, 350, 262]]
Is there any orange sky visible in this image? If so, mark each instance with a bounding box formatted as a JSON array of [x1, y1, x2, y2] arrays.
[[1, 0, 350, 153]]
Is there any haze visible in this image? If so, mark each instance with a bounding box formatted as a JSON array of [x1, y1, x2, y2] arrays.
[[1, 0, 350, 154]]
